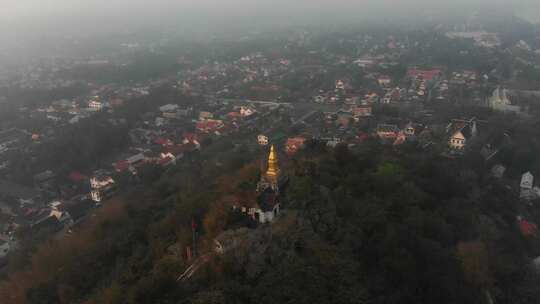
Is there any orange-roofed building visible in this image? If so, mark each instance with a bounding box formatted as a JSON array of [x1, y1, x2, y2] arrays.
[[407, 68, 442, 82], [519, 217, 538, 237], [352, 105, 372, 118], [286, 137, 307, 156], [227, 112, 242, 121], [196, 119, 224, 133]]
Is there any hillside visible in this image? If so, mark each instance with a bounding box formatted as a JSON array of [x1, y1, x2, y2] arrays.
[[2, 140, 540, 304]]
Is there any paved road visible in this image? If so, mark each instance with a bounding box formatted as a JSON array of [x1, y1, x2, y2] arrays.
[[292, 110, 318, 126]]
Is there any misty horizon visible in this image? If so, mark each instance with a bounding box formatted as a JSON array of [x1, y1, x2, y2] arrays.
[[0, 0, 539, 66], [2, 0, 538, 33]]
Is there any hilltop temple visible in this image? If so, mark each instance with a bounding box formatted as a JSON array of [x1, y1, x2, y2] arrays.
[[244, 145, 288, 223]]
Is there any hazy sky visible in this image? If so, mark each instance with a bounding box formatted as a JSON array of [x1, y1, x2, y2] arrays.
[[0, 0, 538, 40], [1, 0, 532, 22], [0, 0, 538, 65]]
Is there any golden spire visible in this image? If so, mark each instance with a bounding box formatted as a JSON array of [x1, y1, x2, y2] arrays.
[[266, 145, 279, 178]]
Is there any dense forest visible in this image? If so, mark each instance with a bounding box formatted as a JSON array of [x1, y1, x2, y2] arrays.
[[1, 135, 540, 304]]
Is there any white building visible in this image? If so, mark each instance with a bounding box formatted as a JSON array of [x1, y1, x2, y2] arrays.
[[0, 239, 10, 258], [335, 80, 345, 90], [46, 115, 61, 122], [520, 172, 536, 200], [313, 95, 325, 103], [247, 205, 280, 224], [378, 75, 392, 86], [199, 111, 214, 120], [88, 100, 103, 111], [90, 172, 116, 202], [326, 138, 341, 148], [403, 123, 416, 136], [159, 104, 179, 113], [521, 172, 534, 189], [258, 135, 269, 146], [90, 175, 114, 189], [155, 117, 165, 127], [240, 106, 256, 117], [48, 200, 72, 224], [353, 58, 376, 68]]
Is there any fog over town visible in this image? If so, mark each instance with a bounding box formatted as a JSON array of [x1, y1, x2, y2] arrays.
[[2, 0, 538, 63], [1, 1, 540, 304]]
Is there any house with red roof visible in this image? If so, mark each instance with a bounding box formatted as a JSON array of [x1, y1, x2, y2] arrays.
[[352, 105, 372, 119], [407, 68, 442, 82], [227, 112, 243, 121], [518, 216, 538, 237], [183, 132, 199, 144], [393, 131, 408, 146], [377, 124, 400, 140], [113, 153, 145, 174], [113, 160, 131, 173], [286, 137, 307, 156], [154, 137, 173, 147], [196, 119, 224, 133], [356, 132, 370, 144]]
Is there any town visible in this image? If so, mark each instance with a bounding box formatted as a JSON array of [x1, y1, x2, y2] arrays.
[[2, 11, 540, 303]]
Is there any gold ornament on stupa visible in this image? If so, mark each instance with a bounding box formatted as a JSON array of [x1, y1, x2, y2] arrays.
[[265, 145, 280, 179]]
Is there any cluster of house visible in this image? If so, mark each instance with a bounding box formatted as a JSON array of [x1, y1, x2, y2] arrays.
[[315, 113, 479, 152], [313, 78, 373, 105], [353, 51, 400, 70], [446, 31, 501, 48], [450, 70, 480, 86], [365, 68, 443, 105], [0, 128, 28, 172], [360, 65, 482, 107], [375, 122, 423, 146], [34, 85, 149, 126], [323, 105, 372, 129], [406, 68, 442, 101], [0, 175, 99, 262], [195, 105, 258, 135], [178, 51, 292, 97], [124, 102, 265, 177], [0, 100, 261, 262]]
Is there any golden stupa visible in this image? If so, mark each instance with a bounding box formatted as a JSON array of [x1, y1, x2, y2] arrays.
[[265, 145, 280, 178], [257, 144, 284, 194]]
